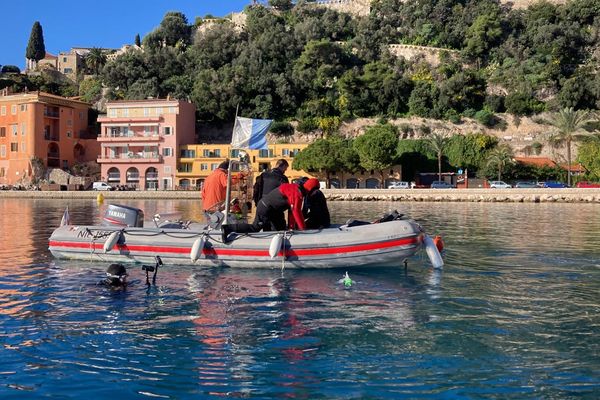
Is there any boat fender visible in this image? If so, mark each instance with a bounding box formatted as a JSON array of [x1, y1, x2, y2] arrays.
[[190, 235, 206, 262], [269, 233, 284, 259], [424, 235, 444, 269], [433, 235, 444, 252], [103, 231, 121, 253], [97, 193, 104, 204]]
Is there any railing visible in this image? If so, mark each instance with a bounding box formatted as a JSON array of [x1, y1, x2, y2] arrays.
[[44, 110, 59, 118], [107, 173, 120, 180], [126, 173, 140, 181]]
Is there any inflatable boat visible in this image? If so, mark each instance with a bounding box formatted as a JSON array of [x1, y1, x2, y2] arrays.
[[48, 205, 443, 269]]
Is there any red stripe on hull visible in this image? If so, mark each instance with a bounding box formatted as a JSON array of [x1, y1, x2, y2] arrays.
[[49, 234, 422, 258]]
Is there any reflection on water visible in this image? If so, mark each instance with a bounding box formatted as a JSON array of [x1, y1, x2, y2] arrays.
[[0, 199, 599, 398]]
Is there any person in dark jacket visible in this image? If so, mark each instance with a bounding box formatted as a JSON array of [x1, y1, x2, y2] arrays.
[[222, 181, 308, 242], [252, 159, 289, 206], [300, 178, 330, 229]]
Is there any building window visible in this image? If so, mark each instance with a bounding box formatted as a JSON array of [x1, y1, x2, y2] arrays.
[[203, 149, 210, 157], [230, 149, 239, 158], [11, 143, 18, 152], [162, 148, 173, 157], [210, 163, 219, 170], [200, 163, 208, 171], [0, 145, 5, 157], [214, 149, 221, 157], [109, 109, 116, 117], [21, 141, 26, 152], [282, 148, 290, 156], [156, 107, 163, 115], [169, 107, 176, 114], [0, 127, 5, 137], [180, 149, 195, 158], [79, 112, 84, 119], [67, 119, 72, 126], [0, 167, 4, 177], [179, 163, 192, 172], [163, 126, 172, 136], [0, 106, 5, 116], [63, 68, 73, 74], [164, 166, 172, 173], [67, 131, 72, 138], [20, 104, 27, 112], [21, 123, 26, 136], [63, 57, 67, 62], [11, 105, 17, 115], [123, 109, 129, 117], [11, 125, 17, 136], [258, 149, 272, 158], [144, 108, 149, 116]]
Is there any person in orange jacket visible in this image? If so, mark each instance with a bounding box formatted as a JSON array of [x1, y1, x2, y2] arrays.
[[201, 160, 244, 221]]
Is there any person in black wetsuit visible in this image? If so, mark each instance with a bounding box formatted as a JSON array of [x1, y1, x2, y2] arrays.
[[252, 159, 289, 206], [222, 180, 313, 242], [297, 177, 330, 229]]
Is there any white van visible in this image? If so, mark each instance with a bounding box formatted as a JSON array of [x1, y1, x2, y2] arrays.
[[388, 181, 410, 189], [92, 182, 113, 191]]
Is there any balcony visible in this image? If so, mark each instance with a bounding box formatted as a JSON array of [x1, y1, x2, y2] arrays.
[[44, 110, 59, 118], [98, 132, 162, 143], [126, 173, 140, 181], [97, 153, 162, 164]]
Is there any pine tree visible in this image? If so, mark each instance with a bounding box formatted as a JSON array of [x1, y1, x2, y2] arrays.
[[26, 21, 46, 69], [135, 34, 141, 47]]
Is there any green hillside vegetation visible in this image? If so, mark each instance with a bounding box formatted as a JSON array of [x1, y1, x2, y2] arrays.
[[4, 0, 600, 183]]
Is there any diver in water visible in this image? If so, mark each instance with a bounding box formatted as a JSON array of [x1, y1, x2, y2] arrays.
[[101, 263, 128, 290]]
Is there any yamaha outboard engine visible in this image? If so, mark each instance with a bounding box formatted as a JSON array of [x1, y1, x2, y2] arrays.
[[102, 204, 144, 227]]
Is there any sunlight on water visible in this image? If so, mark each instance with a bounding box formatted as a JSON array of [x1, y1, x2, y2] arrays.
[[0, 198, 599, 398]]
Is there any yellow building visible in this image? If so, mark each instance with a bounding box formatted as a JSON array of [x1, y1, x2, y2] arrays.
[[176, 143, 313, 189]]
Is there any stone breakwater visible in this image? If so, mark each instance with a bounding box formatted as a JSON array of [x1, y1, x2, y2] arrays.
[[1, 188, 600, 203]]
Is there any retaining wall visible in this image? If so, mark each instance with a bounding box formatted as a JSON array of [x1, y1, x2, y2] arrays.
[[2, 188, 600, 203]]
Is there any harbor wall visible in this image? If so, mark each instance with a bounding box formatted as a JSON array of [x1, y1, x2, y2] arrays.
[[1, 188, 600, 203]]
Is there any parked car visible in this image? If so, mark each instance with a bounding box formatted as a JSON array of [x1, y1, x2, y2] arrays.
[[514, 181, 538, 188], [541, 181, 568, 188], [489, 181, 512, 189], [388, 181, 410, 189], [92, 182, 114, 191], [430, 181, 455, 189], [575, 181, 600, 188]]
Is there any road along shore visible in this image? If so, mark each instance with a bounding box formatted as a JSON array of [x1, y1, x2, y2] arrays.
[[1, 188, 600, 203]]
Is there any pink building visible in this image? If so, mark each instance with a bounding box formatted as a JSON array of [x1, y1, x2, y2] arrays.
[[97, 99, 196, 190]]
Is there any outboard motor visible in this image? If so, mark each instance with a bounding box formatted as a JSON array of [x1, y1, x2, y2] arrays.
[[102, 204, 144, 227]]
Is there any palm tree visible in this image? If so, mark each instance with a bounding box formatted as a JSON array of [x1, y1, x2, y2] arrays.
[[486, 144, 514, 181], [427, 130, 447, 181], [85, 47, 107, 75], [548, 107, 597, 187]]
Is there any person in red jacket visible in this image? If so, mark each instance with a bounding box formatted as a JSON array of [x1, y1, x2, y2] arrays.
[[222, 178, 321, 242]]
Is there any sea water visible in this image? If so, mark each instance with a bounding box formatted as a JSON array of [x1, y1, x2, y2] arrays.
[[0, 199, 599, 399]]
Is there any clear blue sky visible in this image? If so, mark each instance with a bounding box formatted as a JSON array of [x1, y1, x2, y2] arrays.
[[0, 0, 252, 69]]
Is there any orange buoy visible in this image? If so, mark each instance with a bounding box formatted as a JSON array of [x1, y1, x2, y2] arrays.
[[433, 235, 444, 252]]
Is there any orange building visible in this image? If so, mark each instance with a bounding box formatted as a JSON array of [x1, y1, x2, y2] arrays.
[[0, 92, 100, 186]]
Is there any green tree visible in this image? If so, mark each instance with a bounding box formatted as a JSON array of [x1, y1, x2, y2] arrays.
[[293, 137, 355, 188], [548, 107, 597, 186], [577, 137, 600, 180], [269, 0, 293, 11], [486, 144, 514, 181], [26, 21, 46, 69], [353, 124, 399, 186], [427, 130, 448, 181], [135, 34, 141, 47], [85, 48, 107, 75]]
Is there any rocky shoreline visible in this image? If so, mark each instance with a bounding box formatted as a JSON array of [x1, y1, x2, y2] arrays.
[[1, 188, 600, 203]]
